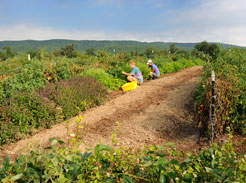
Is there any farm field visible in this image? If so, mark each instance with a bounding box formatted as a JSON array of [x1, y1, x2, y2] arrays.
[[0, 45, 203, 146], [0, 43, 246, 182], [0, 66, 202, 158], [1, 0, 246, 181]]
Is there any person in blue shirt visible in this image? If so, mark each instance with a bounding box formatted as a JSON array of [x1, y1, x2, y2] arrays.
[[146, 59, 160, 80], [122, 60, 143, 84]]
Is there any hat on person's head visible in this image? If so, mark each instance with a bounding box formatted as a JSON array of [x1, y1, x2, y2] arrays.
[[146, 59, 152, 65]]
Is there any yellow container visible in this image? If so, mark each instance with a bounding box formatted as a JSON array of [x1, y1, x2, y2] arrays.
[[122, 81, 138, 92]]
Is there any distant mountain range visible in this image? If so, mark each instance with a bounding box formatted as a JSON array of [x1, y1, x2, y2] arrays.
[[0, 40, 242, 53]]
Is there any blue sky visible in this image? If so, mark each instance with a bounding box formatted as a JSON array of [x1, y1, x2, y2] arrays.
[[0, 0, 245, 46]]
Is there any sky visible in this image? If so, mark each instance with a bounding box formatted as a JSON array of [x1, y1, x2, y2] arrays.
[[0, 0, 246, 46]]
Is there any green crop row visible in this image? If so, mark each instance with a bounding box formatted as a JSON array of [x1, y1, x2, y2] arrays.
[[0, 52, 203, 146], [193, 47, 246, 136], [0, 125, 245, 182], [0, 77, 107, 145]]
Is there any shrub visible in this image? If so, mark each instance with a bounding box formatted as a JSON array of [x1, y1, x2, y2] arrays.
[[81, 68, 126, 91], [0, 91, 57, 145], [1, 68, 47, 99], [161, 62, 176, 74], [193, 48, 246, 135], [135, 62, 150, 79], [40, 77, 108, 119], [0, 131, 245, 182], [106, 62, 131, 80], [173, 62, 184, 71], [193, 58, 204, 65]]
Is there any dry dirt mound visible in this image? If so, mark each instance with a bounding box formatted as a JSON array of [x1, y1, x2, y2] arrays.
[[0, 66, 203, 159]]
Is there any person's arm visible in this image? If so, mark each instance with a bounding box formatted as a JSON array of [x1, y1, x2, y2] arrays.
[[121, 71, 132, 76], [150, 65, 154, 72]]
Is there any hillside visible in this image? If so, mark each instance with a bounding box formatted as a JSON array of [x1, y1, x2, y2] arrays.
[[0, 40, 240, 53]]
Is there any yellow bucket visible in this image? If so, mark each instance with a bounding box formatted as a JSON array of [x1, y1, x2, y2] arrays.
[[122, 81, 138, 92]]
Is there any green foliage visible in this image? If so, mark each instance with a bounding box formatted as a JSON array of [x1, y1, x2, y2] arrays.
[[106, 61, 131, 80], [169, 43, 179, 54], [144, 47, 154, 58], [135, 62, 149, 79], [193, 47, 246, 135], [39, 77, 108, 119], [153, 57, 200, 75], [86, 48, 96, 56], [2, 46, 15, 57], [194, 41, 221, 60], [81, 68, 126, 91], [0, 91, 58, 145], [61, 44, 76, 58], [0, 46, 15, 61], [0, 49, 203, 146], [0, 40, 207, 53], [0, 134, 245, 182], [0, 66, 47, 100]]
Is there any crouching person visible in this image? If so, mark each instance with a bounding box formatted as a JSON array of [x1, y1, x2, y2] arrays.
[[147, 59, 160, 79], [121, 60, 143, 85]]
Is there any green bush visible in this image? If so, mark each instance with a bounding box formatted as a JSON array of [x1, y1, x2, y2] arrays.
[[173, 62, 184, 71], [81, 68, 126, 91], [193, 48, 246, 135], [39, 77, 108, 119], [193, 58, 204, 65], [0, 132, 245, 182], [55, 63, 72, 80], [179, 59, 196, 68], [0, 91, 57, 145], [0, 76, 108, 145], [1, 67, 46, 99], [161, 62, 176, 74], [135, 62, 150, 79]]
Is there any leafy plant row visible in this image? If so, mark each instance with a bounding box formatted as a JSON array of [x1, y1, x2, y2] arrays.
[[193, 47, 246, 136], [0, 130, 245, 182], [0, 52, 202, 146], [0, 77, 107, 145]]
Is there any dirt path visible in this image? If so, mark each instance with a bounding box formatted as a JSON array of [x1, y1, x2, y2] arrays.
[[0, 66, 203, 158]]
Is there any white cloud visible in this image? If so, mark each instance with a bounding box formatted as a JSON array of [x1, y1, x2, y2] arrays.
[[0, 23, 245, 46], [0, 0, 246, 46], [163, 0, 246, 46], [0, 24, 156, 41]]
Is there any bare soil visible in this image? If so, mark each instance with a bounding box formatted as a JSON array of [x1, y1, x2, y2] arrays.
[[0, 66, 204, 159]]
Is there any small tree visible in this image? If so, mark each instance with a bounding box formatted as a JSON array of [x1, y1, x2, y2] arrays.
[[61, 44, 76, 58], [97, 50, 108, 58], [36, 49, 45, 60], [53, 50, 62, 57], [194, 41, 220, 60], [169, 44, 179, 54], [3, 46, 15, 58], [144, 47, 154, 58], [86, 48, 96, 56], [208, 44, 221, 60], [0, 51, 4, 61], [0, 46, 15, 61]]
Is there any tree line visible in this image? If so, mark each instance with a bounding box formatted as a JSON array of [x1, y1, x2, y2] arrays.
[[0, 41, 222, 62]]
